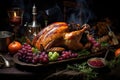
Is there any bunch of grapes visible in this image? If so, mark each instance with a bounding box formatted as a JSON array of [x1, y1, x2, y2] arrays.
[[87, 35, 101, 48], [58, 50, 78, 61], [17, 43, 33, 63], [17, 43, 49, 64]]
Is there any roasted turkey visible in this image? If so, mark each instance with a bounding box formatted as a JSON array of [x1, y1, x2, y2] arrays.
[[32, 22, 90, 51]]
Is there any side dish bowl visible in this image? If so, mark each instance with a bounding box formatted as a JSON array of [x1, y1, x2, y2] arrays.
[[87, 57, 106, 68]]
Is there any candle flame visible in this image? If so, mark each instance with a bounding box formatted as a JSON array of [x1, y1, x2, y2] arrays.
[[14, 12, 17, 17]]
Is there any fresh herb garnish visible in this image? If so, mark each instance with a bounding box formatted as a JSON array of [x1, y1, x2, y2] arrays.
[[67, 62, 98, 80], [77, 49, 90, 57]]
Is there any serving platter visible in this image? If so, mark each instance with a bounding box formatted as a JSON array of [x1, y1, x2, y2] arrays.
[[13, 50, 106, 68]]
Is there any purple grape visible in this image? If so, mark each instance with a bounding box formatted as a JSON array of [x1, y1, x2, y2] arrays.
[[32, 55, 39, 64], [94, 42, 101, 47], [61, 53, 66, 59], [22, 47, 26, 50], [41, 51, 46, 56], [44, 54, 48, 58], [41, 57, 49, 63], [39, 55, 43, 61], [32, 59, 38, 64], [70, 53, 78, 58], [27, 52, 33, 56]]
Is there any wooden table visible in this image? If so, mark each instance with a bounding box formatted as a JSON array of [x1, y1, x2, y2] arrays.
[[1, 50, 120, 80], [0, 53, 84, 80]]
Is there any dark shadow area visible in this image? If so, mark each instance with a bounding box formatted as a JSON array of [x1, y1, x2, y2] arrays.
[[0, 0, 120, 33]]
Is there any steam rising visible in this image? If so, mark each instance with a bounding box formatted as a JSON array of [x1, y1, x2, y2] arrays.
[[67, 0, 94, 25]]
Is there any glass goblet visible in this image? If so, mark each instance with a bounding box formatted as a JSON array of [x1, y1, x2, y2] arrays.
[[8, 8, 24, 39]]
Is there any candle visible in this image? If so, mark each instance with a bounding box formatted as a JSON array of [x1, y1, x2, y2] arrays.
[[10, 11, 21, 26], [12, 16, 20, 23], [12, 12, 20, 22]]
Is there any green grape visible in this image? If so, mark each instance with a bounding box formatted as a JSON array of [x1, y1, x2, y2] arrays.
[[32, 47, 39, 53], [48, 52, 60, 61], [48, 52, 53, 57]]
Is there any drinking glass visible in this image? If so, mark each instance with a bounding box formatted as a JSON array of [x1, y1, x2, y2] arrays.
[[8, 8, 24, 39]]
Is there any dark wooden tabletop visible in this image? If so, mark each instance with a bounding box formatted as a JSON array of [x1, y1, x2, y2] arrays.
[[1, 51, 120, 80]]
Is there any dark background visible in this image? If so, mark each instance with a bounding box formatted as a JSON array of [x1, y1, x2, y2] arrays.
[[0, 0, 120, 32]]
